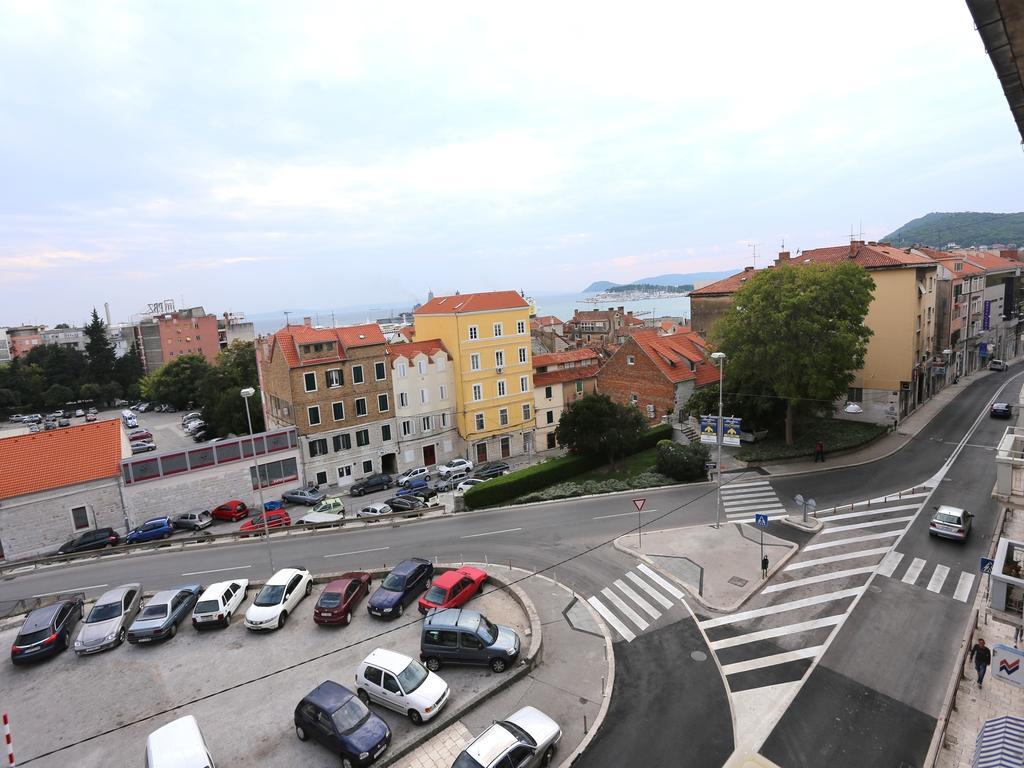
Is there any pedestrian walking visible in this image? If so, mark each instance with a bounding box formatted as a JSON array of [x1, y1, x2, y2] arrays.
[[761, 555, 769, 578], [814, 440, 825, 463], [970, 638, 992, 686]]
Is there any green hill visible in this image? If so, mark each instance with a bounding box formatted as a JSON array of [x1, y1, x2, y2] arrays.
[[884, 212, 1024, 248]]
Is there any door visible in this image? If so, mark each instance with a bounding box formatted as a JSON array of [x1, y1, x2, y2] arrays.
[[460, 631, 486, 663], [546, 432, 556, 449], [380, 672, 404, 712], [422, 444, 436, 466], [500, 436, 511, 458], [476, 443, 488, 463]]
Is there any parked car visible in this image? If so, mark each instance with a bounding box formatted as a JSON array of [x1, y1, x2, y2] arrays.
[[395, 478, 437, 501], [28, 424, 41, 433], [314, 572, 371, 626], [191, 430, 209, 442], [282, 484, 328, 506], [929, 504, 973, 541], [127, 585, 203, 643], [434, 472, 471, 492], [384, 496, 426, 513], [126, 516, 175, 544], [145, 715, 216, 768], [171, 509, 214, 531], [184, 420, 206, 436], [989, 359, 1008, 371], [296, 509, 346, 526], [355, 503, 392, 519], [192, 579, 249, 629], [473, 461, 510, 480], [22, 413, 42, 424], [137, 402, 153, 412], [418, 567, 487, 614], [238, 510, 291, 535], [8, 414, 23, 423], [85, 413, 97, 422], [355, 648, 449, 725], [10, 598, 84, 664], [56, 527, 121, 555], [420, 608, 520, 673], [57, 418, 71, 427], [350, 473, 394, 497], [181, 411, 201, 425], [436, 458, 473, 478], [456, 478, 487, 493], [73, 583, 142, 655], [131, 441, 157, 454], [367, 558, 433, 619], [293, 681, 391, 766], [211, 499, 250, 522], [991, 402, 1013, 419], [128, 429, 154, 441], [452, 707, 561, 768], [244, 567, 313, 630], [396, 467, 430, 488], [87, 407, 98, 415], [312, 497, 346, 516], [74, 409, 85, 417]]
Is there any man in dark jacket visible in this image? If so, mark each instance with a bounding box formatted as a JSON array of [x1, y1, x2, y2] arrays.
[[969, 638, 991, 686]]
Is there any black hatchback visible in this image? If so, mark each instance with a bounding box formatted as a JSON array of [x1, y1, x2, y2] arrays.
[[991, 402, 1013, 419], [11, 598, 84, 664], [349, 473, 393, 497], [56, 528, 121, 555], [474, 461, 510, 480]]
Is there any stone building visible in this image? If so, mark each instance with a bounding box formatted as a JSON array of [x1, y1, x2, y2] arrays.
[[391, 340, 462, 469]]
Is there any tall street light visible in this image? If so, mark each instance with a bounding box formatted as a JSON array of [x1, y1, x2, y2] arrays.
[[241, 387, 274, 573], [710, 351, 726, 529]]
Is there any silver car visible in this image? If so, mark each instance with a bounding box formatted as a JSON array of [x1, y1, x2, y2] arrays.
[[73, 583, 142, 655], [929, 505, 973, 541], [172, 509, 214, 531], [127, 585, 202, 643], [453, 706, 561, 768]]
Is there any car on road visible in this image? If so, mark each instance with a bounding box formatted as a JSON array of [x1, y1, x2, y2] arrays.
[[239, 510, 291, 535], [74, 408, 85, 417], [355, 503, 392, 519], [473, 461, 510, 480], [171, 509, 214, 531], [991, 402, 1013, 419], [73, 583, 142, 655], [452, 706, 561, 768], [282, 484, 328, 506], [383, 496, 427, 513], [126, 516, 175, 544], [349, 473, 393, 496], [85, 412, 97, 422], [128, 429, 154, 441], [418, 566, 487, 614], [127, 585, 202, 644], [355, 648, 449, 725], [211, 499, 250, 521], [314, 572, 371, 626], [456, 478, 487, 493], [192, 579, 249, 629], [396, 467, 431, 487], [244, 567, 313, 631], [56, 527, 121, 555], [145, 715, 216, 768], [929, 504, 973, 541], [10, 598, 84, 665], [130, 440, 157, 454], [367, 558, 433, 619], [294, 680, 391, 767], [989, 359, 1008, 371], [436, 458, 474, 478], [420, 608, 520, 673]]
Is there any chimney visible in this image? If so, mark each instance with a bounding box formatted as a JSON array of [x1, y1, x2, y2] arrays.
[[849, 240, 864, 257], [104, 302, 112, 326], [775, 250, 791, 266], [303, 316, 312, 327], [744, 266, 754, 272], [1000, 249, 1020, 262]]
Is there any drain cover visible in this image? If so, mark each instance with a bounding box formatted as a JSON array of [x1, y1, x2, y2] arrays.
[[728, 576, 748, 587], [690, 650, 708, 662]]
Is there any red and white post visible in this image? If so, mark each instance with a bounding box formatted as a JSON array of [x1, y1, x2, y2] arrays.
[[2, 711, 14, 767]]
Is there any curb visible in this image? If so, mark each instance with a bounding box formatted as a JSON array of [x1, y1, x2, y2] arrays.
[[782, 515, 823, 533]]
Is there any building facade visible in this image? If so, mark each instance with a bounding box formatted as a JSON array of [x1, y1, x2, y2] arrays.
[[392, 340, 462, 469], [0, 328, 11, 363], [134, 306, 221, 373], [218, 312, 256, 350], [41, 326, 87, 352], [564, 307, 646, 347], [6, 325, 45, 358], [532, 349, 600, 451]]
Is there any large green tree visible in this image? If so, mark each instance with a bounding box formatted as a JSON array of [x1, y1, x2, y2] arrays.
[[713, 262, 875, 445], [84, 308, 117, 386], [114, 343, 145, 402], [198, 341, 264, 437], [144, 353, 213, 409], [554, 393, 648, 466], [24, 344, 88, 395]]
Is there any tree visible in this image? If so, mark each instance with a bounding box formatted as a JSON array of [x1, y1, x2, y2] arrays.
[[146, 353, 213, 409], [0, 388, 18, 408], [713, 262, 874, 445], [25, 344, 87, 394], [114, 343, 145, 401], [555, 393, 648, 466], [99, 381, 122, 407], [84, 308, 117, 386], [44, 384, 74, 408], [79, 382, 103, 404], [655, 439, 710, 481], [197, 341, 264, 437]]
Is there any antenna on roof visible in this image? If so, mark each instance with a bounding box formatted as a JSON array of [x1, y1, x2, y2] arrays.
[[284, 311, 292, 327], [748, 242, 760, 269], [781, 237, 785, 251]]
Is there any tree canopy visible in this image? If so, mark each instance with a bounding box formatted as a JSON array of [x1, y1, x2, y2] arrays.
[[554, 393, 648, 465]]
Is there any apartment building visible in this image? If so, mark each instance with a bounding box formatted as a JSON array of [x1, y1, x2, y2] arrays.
[[134, 306, 220, 373], [960, 250, 1022, 363], [412, 291, 535, 463], [41, 326, 87, 352], [392, 340, 462, 469], [0, 328, 11, 363], [564, 307, 646, 347], [922, 249, 988, 378], [533, 349, 600, 451], [218, 312, 256, 350], [6, 325, 44, 358], [257, 322, 398, 489]]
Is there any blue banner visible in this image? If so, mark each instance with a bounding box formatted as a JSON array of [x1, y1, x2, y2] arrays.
[[699, 415, 718, 444], [723, 416, 742, 447], [979, 342, 988, 359], [983, 300, 991, 331]]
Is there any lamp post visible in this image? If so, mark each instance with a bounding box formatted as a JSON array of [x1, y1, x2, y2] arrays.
[[241, 387, 274, 573], [710, 351, 726, 529]]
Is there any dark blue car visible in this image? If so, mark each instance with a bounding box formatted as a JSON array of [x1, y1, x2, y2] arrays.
[[126, 516, 175, 544], [294, 680, 391, 766], [367, 558, 433, 619]]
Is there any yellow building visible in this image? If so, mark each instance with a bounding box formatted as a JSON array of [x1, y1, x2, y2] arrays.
[[413, 291, 535, 463]]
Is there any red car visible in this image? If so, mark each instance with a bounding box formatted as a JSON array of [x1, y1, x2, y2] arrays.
[[211, 500, 250, 522], [128, 429, 153, 441], [238, 510, 291, 536], [418, 566, 487, 614], [313, 572, 371, 626]]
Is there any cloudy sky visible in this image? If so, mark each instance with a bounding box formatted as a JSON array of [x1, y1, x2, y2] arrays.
[[1, 1, 1021, 326]]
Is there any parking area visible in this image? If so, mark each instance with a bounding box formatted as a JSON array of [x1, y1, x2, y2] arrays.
[[0, 575, 530, 767]]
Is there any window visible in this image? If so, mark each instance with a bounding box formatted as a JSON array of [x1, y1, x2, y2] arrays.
[[545, 386, 553, 399], [303, 372, 317, 392], [250, 457, 299, 489], [333, 433, 352, 451], [520, 375, 529, 392], [332, 401, 345, 421], [422, 415, 433, 432], [326, 368, 343, 388], [363, 666, 383, 686], [381, 424, 392, 442], [472, 384, 483, 401], [315, 470, 328, 485], [355, 398, 368, 417], [630, 394, 638, 405], [307, 405, 321, 426], [397, 362, 407, 378], [522, 404, 531, 421], [498, 408, 508, 426], [309, 438, 328, 457], [439, 384, 448, 400], [356, 429, 370, 447], [518, 347, 528, 364], [495, 350, 505, 367], [546, 410, 554, 424], [435, 356, 445, 371], [646, 404, 655, 418], [517, 320, 526, 334], [493, 322, 503, 337], [627, 355, 636, 365], [71, 506, 89, 530], [374, 361, 386, 380], [441, 412, 449, 428], [401, 420, 413, 437], [847, 387, 863, 403], [377, 393, 389, 412], [362, 459, 373, 473], [470, 353, 481, 371], [420, 388, 428, 404], [576, 380, 584, 394], [417, 359, 427, 375], [468, 325, 478, 340], [337, 465, 352, 479], [352, 365, 364, 384], [497, 380, 506, 396], [475, 413, 485, 430]]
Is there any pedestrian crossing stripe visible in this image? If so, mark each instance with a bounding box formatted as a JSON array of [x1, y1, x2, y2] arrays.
[[584, 564, 688, 642], [587, 596, 635, 642], [784, 546, 892, 571], [877, 552, 975, 603], [613, 579, 660, 619], [708, 615, 844, 650], [762, 566, 876, 594], [720, 645, 824, 676], [901, 557, 926, 585], [824, 503, 919, 522], [601, 587, 648, 630], [699, 587, 864, 629]]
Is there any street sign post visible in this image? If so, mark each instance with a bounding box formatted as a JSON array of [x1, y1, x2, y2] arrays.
[[634, 498, 646, 547], [980, 557, 995, 574], [755, 513, 768, 569], [794, 494, 816, 524]]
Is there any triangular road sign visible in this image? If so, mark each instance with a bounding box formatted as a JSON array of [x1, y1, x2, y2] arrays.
[[633, 498, 646, 512]]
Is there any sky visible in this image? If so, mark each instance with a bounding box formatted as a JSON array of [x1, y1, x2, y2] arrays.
[[1, 0, 1022, 327]]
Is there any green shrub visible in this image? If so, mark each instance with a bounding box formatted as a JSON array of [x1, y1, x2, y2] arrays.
[[514, 473, 673, 503], [655, 440, 710, 481]]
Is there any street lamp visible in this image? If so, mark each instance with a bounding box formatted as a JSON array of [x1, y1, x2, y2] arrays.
[[241, 386, 274, 573], [710, 351, 726, 530]]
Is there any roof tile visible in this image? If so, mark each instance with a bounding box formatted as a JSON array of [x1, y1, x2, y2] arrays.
[[414, 291, 530, 315], [533, 349, 600, 367]]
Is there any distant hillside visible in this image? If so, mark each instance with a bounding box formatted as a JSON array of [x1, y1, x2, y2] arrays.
[[581, 270, 737, 293], [884, 212, 1024, 248], [582, 280, 619, 292]]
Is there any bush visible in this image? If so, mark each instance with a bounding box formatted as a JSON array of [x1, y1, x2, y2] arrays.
[[515, 472, 674, 503], [655, 440, 710, 481], [735, 418, 886, 462]]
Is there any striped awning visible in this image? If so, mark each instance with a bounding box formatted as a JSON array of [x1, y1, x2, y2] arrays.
[[974, 715, 1024, 768]]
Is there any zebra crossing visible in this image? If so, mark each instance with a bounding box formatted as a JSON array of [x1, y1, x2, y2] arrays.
[[877, 550, 976, 599], [586, 563, 687, 642], [719, 480, 787, 525]]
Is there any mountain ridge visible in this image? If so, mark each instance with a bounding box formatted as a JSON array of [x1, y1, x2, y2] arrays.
[[884, 212, 1024, 248], [582, 270, 738, 293]]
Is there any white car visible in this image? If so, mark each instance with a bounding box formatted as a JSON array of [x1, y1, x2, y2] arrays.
[[74, 409, 85, 418], [437, 458, 474, 478], [355, 648, 449, 725], [146, 715, 216, 768], [455, 706, 562, 768], [244, 567, 313, 631], [456, 478, 487, 493], [193, 579, 249, 629], [396, 467, 431, 487], [356, 503, 392, 519]]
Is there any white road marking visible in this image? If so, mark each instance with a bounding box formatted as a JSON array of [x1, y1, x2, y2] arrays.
[[927, 564, 950, 593], [181, 565, 253, 576], [323, 546, 390, 558], [876, 551, 905, 578], [723, 501, 785, 512], [721, 489, 779, 501], [726, 505, 785, 517], [953, 572, 975, 602], [592, 511, 652, 521], [626, 571, 674, 608], [727, 514, 789, 525], [867, 492, 928, 504], [720, 645, 824, 676], [820, 515, 915, 534], [824, 504, 920, 522], [725, 481, 772, 489], [32, 584, 108, 598], [709, 615, 844, 650], [459, 527, 522, 539], [901, 557, 926, 585], [699, 588, 864, 629], [587, 596, 636, 642], [613, 579, 661, 619], [637, 563, 686, 599], [600, 588, 649, 630], [804, 531, 902, 551], [762, 566, 876, 594], [784, 547, 892, 571]]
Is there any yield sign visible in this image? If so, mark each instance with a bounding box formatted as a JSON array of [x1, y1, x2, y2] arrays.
[[633, 498, 646, 512]]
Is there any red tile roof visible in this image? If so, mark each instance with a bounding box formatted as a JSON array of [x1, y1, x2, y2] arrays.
[[628, 328, 718, 385], [533, 349, 600, 367], [688, 268, 760, 296], [391, 339, 449, 360], [414, 291, 530, 315], [960, 250, 1021, 272], [533, 364, 600, 388], [266, 323, 386, 368], [399, 326, 415, 341], [534, 315, 564, 326], [0, 420, 123, 499]]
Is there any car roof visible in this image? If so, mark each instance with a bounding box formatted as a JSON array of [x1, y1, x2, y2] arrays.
[[147, 586, 199, 605], [322, 575, 360, 592], [426, 607, 482, 630], [144, 516, 170, 524], [392, 557, 430, 575], [465, 722, 519, 765], [145, 715, 210, 768], [266, 567, 306, 585], [96, 583, 141, 603], [935, 505, 966, 517], [364, 647, 413, 674], [305, 680, 356, 713], [432, 567, 483, 588], [994, 402, 1009, 408], [22, 601, 67, 631], [198, 580, 245, 599]]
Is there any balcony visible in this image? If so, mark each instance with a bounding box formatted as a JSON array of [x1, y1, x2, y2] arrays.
[[994, 426, 1024, 501]]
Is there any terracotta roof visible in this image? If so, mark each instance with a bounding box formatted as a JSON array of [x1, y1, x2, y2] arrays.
[[534, 315, 564, 326], [398, 326, 415, 341], [266, 322, 386, 368], [918, 248, 987, 276], [533, 349, 600, 367], [414, 291, 530, 315], [534, 364, 600, 388], [688, 268, 760, 296], [626, 328, 718, 385], [0, 420, 123, 499], [961, 250, 1021, 272], [391, 338, 449, 361]]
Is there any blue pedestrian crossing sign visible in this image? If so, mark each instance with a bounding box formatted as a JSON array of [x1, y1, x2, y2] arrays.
[[754, 513, 769, 528], [980, 557, 994, 574]]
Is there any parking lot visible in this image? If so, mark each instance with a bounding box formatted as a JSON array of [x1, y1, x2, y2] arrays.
[[0, 575, 530, 767]]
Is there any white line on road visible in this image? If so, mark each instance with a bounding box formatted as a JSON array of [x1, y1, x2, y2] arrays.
[[784, 547, 892, 571], [722, 490, 779, 501], [323, 546, 390, 558], [637, 563, 686, 599], [953, 572, 975, 602], [592, 511, 654, 520], [867, 492, 928, 504], [600, 588, 649, 630], [901, 557, 926, 585], [876, 551, 905, 578], [726, 506, 784, 517], [726, 514, 789, 525], [613, 579, 661, 619], [699, 587, 864, 628], [721, 645, 824, 676], [824, 504, 920, 522], [804, 531, 902, 551], [587, 596, 635, 642], [820, 515, 915, 534], [927, 564, 950, 593], [626, 571, 674, 608], [762, 566, 876, 594], [181, 565, 253, 576], [32, 584, 107, 598], [725, 480, 772, 489], [723, 500, 785, 513], [709, 615, 844, 650], [459, 527, 522, 539]]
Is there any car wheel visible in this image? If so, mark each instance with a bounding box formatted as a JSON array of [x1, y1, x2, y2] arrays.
[[542, 747, 554, 766], [169, 623, 177, 638], [397, 603, 404, 617], [341, 758, 355, 768], [278, 611, 288, 629], [490, 657, 507, 673], [295, 724, 308, 742], [305, 581, 312, 596], [117, 628, 126, 645], [425, 657, 441, 672], [357, 688, 370, 705], [163, 532, 171, 539], [408, 709, 423, 725], [344, 611, 352, 626]]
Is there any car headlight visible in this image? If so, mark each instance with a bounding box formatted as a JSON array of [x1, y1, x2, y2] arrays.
[[507, 646, 516, 655], [105, 632, 116, 642], [74, 639, 83, 647], [359, 752, 370, 760], [382, 606, 393, 613]]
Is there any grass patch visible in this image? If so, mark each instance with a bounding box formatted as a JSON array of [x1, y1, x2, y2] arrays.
[[735, 417, 887, 462], [573, 447, 659, 482]]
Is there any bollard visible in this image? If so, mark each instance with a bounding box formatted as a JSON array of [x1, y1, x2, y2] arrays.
[[601, 676, 605, 695], [485, 553, 489, 566], [3, 711, 14, 768], [508, 559, 512, 571], [584, 714, 588, 734]]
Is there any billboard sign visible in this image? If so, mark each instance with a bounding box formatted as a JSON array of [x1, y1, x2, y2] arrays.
[[700, 415, 718, 445], [983, 300, 991, 330], [723, 417, 742, 447]]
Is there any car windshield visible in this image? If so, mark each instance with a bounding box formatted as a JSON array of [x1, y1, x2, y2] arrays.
[[195, 600, 220, 614], [397, 659, 429, 693], [17, 628, 52, 645], [86, 601, 122, 622], [452, 753, 485, 768], [478, 617, 499, 645], [319, 592, 343, 608], [382, 574, 407, 591], [140, 604, 168, 619], [935, 511, 962, 525], [331, 696, 370, 733], [499, 720, 536, 747], [254, 585, 286, 606], [424, 586, 446, 604]]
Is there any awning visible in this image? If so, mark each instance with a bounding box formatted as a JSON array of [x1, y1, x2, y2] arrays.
[[973, 715, 1024, 768]]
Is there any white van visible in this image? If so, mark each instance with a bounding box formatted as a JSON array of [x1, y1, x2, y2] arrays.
[[122, 409, 138, 429], [145, 715, 215, 768]]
